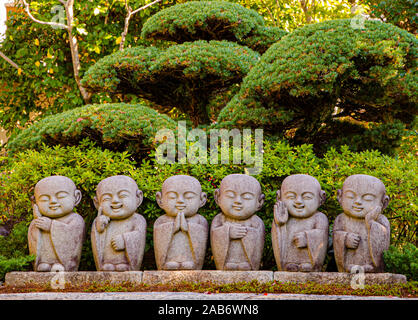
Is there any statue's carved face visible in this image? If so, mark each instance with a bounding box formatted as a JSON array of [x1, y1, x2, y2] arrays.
[[157, 176, 206, 218], [96, 176, 142, 220], [339, 175, 386, 219], [35, 176, 80, 218], [216, 174, 264, 220], [280, 175, 324, 219]]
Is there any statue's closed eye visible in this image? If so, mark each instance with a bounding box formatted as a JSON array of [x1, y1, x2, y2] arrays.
[[56, 191, 69, 199], [241, 193, 254, 200], [39, 195, 50, 202]]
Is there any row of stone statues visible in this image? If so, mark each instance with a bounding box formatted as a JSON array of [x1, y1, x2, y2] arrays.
[[28, 173, 390, 273]]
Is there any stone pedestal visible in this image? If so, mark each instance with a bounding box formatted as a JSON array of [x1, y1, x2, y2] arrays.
[[5, 271, 143, 287], [142, 270, 273, 285], [5, 271, 407, 288], [273, 272, 407, 285]]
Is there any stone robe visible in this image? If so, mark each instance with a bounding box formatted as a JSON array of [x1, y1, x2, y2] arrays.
[[153, 214, 208, 270], [210, 213, 265, 270], [91, 213, 146, 271], [272, 211, 328, 271], [333, 213, 390, 273], [28, 212, 85, 271]]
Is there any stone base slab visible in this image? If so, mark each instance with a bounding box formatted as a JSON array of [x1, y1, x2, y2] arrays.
[[273, 272, 407, 285], [5, 271, 407, 288], [142, 270, 273, 285], [5, 271, 143, 287]]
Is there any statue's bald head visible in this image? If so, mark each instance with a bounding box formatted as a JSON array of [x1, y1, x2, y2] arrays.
[[96, 175, 139, 197], [219, 174, 262, 196], [342, 174, 386, 196], [161, 175, 202, 194], [281, 174, 322, 194], [35, 175, 77, 198]]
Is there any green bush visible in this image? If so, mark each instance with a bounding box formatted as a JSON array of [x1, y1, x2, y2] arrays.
[[81, 46, 161, 93], [6, 103, 177, 159], [82, 41, 260, 126], [0, 222, 35, 281], [384, 244, 418, 280], [141, 1, 286, 54], [241, 26, 288, 54], [218, 19, 417, 149], [141, 1, 265, 42], [1, 139, 415, 272]]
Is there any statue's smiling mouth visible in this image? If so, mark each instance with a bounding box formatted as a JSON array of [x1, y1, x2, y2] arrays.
[[352, 206, 363, 212], [49, 205, 61, 210], [293, 204, 305, 210], [111, 204, 123, 210], [175, 205, 186, 210], [232, 205, 243, 211]]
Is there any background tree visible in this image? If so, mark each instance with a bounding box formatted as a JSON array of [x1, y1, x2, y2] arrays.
[[231, 0, 362, 31], [0, 0, 169, 134], [360, 0, 417, 34]]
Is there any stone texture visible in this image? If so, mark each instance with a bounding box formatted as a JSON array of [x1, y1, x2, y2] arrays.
[[142, 270, 274, 285], [273, 272, 407, 285], [5, 271, 143, 287], [154, 175, 208, 270], [5, 271, 406, 288], [333, 174, 390, 273], [92, 175, 147, 271], [0, 292, 414, 300], [211, 174, 265, 270], [28, 176, 85, 272], [272, 174, 328, 272]]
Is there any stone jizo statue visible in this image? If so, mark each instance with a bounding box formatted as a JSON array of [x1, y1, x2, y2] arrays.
[[154, 175, 208, 270], [211, 174, 265, 270], [272, 174, 328, 272], [333, 174, 390, 273], [91, 176, 146, 271], [28, 176, 85, 272]]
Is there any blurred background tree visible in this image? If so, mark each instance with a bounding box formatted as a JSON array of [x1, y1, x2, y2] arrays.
[[360, 0, 417, 34]]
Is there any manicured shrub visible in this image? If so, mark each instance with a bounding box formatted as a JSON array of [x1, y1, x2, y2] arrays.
[[82, 41, 260, 126], [81, 46, 161, 93], [141, 1, 286, 54], [218, 19, 417, 149], [384, 244, 418, 280], [6, 103, 177, 159], [241, 26, 288, 54]]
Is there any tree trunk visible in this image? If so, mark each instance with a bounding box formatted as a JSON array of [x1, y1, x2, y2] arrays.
[[65, 1, 91, 104]]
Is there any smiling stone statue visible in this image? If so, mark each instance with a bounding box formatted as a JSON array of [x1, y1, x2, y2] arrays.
[[154, 175, 208, 270], [28, 176, 85, 272], [333, 174, 390, 273], [272, 174, 328, 272], [211, 174, 265, 270], [91, 176, 147, 271]]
